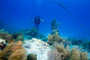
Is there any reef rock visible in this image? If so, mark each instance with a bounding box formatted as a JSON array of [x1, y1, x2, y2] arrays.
[[23, 38, 51, 60]]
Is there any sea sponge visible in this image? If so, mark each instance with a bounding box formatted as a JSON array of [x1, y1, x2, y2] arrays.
[[27, 54, 37, 60]]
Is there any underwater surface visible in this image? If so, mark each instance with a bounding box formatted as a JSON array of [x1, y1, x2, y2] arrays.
[[0, 0, 90, 60]]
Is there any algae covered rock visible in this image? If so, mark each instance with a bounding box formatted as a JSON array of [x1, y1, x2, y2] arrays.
[[16, 35, 24, 42]]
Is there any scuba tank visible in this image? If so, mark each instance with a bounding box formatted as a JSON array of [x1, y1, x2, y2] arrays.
[[35, 16, 41, 25]]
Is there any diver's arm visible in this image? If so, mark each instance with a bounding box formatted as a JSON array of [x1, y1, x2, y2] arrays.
[[40, 19, 46, 22]]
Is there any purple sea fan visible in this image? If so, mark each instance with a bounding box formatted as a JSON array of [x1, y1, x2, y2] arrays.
[[48, 49, 62, 60]]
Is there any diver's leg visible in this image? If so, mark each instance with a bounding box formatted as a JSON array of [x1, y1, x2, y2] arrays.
[[36, 24, 39, 30]]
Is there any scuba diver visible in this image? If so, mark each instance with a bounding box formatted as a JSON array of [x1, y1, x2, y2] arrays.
[[32, 16, 46, 29]]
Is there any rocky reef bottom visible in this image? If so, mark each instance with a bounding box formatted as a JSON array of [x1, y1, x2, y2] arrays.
[[23, 38, 51, 60], [23, 38, 90, 60]]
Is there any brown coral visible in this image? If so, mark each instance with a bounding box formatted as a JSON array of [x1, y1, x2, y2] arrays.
[[80, 51, 88, 60], [70, 50, 80, 60], [51, 19, 60, 30], [8, 49, 27, 60], [0, 29, 14, 43], [48, 49, 62, 60], [50, 44, 89, 60], [15, 34, 24, 42], [0, 41, 27, 60], [47, 31, 64, 45], [55, 44, 70, 59]]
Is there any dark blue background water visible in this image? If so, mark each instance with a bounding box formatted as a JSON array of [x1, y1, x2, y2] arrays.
[[0, 0, 90, 40]]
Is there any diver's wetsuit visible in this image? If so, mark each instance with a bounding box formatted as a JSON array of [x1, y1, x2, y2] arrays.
[[32, 16, 45, 29], [34, 16, 41, 29]]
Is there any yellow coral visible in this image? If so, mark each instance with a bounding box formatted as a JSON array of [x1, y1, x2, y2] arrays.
[[55, 44, 89, 60], [70, 50, 80, 60], [80, 51, 89, 60], [12, 41, 23, 53], [47, 31, 64, 45], [9, 49, 27, 60], [55, 44, 70, 59]]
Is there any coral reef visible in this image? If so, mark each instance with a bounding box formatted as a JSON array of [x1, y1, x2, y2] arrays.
[[0, 29, 25, 43], [51, 19, 60, 30], [69, 38, 90, 52], [48, 20, 64, 45], [0, 25, 89, 60], [0, 29, 14, 43], [27, 54, 37, 60], [64, 38, 72, 47], [15, 34, 24, 42], [8, 49, 26, 60], [0, 41, 27, 60], [48, 44, 89, 60], [0, 39, 6, 50], [29, 27, 38, 37], [47, 30, 64, 45], [21, 27, 38, 39], [21, 28, 47, 41], [23, 38, 50, 60], [55, 44, 70, 59], [49, 44, 89, 60], [48, 49, 62, 60]]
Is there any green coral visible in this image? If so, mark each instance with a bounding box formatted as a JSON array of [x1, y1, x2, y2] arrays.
[[16, 34, 24, 42], [29, 27, 38, 37], [51, 19, 60, 30]]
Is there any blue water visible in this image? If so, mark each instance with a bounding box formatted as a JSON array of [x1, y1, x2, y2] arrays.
[[0, 0, 90, 40]]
